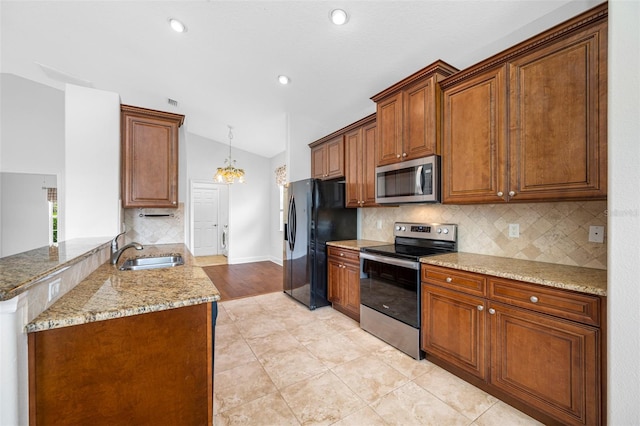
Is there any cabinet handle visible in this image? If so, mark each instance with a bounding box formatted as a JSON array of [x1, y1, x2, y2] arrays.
[[488, 308, 496, 315], [509, 190, 516, 197], [477, 305, 484, 311], [497, 191, 504, 197], [445, 277, 452, 283], [530, 296, 539, 303]]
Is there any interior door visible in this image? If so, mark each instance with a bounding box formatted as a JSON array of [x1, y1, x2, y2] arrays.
[[192, 186, 219, 256]]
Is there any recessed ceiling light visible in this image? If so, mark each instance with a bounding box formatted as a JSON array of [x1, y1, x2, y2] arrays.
[[278, 75, 291, 85], [169, 18, 187, 33], [330, 9, 348, 25]]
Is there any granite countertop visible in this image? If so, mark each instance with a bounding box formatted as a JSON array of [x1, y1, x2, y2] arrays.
[[26, 244, 220, 333], [327, 240, 389, 250], [422, 252, 607, 296], [0, 237, 112, 301]]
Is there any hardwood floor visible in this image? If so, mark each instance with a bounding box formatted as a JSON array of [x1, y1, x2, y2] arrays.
[[202, 261, 283, 301]]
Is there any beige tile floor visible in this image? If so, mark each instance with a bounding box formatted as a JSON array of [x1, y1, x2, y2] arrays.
[[214, 292, 544, 426]]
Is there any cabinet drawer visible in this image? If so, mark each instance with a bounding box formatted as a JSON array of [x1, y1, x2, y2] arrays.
[[328, 246, 360, 263], [489, 278, 601, 326], [422, 265, 486, 297]]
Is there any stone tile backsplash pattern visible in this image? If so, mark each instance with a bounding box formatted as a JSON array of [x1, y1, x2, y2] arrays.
[[124, 204, 185, 245], [362, 201, 607, 269]]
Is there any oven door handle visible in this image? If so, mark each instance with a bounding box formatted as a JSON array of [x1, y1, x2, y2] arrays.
[[360, 252, 420, 270]]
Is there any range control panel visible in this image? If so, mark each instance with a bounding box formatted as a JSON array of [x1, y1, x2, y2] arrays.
[[393, 222, 457, 242]]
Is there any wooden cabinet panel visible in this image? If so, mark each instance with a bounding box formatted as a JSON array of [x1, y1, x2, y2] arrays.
[[311, 136, 344, 180], [373, 60, 458, 167], [121, 105, 184, 208], [440, 4, 607, 204], [508, 22, 607, 201], [327, 247, 360, 321], [489, 277, 601, 326], [376, 93, 403, 166], [489, 301, 600, 425], [362, 122, 378, 206], [311, 145, 326, 179], [442, 66, 507, 204], [422, 264, 487, 297], [29, 303, 213, 425], [345, 115, 378, 208], [421, 283, 487, 379], [404, 78, 438, 159], [345, 128, 362, 207]]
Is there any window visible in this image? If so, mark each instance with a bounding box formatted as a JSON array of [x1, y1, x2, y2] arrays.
[[279, 185, 284, 232]]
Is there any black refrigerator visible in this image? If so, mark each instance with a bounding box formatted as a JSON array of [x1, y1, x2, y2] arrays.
[[283, 178, 357, 309]]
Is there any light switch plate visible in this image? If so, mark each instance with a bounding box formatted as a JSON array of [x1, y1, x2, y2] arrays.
[[589, 225, 605, 243]]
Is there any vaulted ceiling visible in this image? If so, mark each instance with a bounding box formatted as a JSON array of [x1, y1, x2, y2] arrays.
[[0, 0, 600, 158]]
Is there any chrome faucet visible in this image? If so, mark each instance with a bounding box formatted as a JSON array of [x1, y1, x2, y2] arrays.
[[110, 232, 143, 265]]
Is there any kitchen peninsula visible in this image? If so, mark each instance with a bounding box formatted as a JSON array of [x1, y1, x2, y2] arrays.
[[0, 241, 219, 425]]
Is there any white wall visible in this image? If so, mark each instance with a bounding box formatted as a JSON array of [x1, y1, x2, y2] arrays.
[[608, 1, 640, 423], [0, 74, 65, 251], [1, 173, 56, 256], [64, 84, 121, 239], [185, 131, 271, 264], [270, 151, 286, 264]]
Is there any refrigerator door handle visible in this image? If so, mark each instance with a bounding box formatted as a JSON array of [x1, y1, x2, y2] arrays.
[[288, 195, 296, 251]]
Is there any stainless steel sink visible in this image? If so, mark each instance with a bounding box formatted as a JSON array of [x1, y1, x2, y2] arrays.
[[119, 254, 184, 271]]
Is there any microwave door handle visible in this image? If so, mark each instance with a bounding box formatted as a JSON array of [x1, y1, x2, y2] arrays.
[[416, 165, 424, 195]]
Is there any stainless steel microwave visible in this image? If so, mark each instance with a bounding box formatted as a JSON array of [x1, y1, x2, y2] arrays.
[[375, 155, 440, 204]]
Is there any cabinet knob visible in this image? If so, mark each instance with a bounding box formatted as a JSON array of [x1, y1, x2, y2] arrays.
[[488, 308, 496, 315], [497, 191, 504, 197], [340, 253, 344, 257], [509, 190, 516, 197], [445, 277, 452, 283], [172, 201, 177, 205], [477, 305, 484, 311], [530, 296, 539, 303], [402, 153, 407, 157], [396, 154, 401, 158]]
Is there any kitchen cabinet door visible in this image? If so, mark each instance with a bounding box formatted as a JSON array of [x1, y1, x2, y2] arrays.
[[403, 77, 438, 160], [343, 261, 361, 320], [121, 105, 184, 208], [489, 301, 600, 426], [376, 92, 403, 166], [345, 127, 362, 207], [361, 121, 378, 206], [345, 117, 378, 208], [508, 21, 607, 202], [421, 283, 487, 380], [327, 258, 343, 305], [442, 66, 508, 204], [311, 136, 344, 180]]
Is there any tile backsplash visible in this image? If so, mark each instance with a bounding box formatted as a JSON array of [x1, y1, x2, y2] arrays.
[[123, 204, 185, 245], [362, 201, 607, 269]]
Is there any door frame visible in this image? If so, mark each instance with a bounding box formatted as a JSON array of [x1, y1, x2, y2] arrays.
[[189, 180, 226, 256]]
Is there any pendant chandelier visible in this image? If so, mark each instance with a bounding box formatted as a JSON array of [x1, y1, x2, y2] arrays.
[[214, 126, 245, 184]]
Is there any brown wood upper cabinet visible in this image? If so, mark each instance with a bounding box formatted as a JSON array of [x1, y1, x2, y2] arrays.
[[121, 105, 184, 208], [311, 135, 344, 180], [345, 114, 377, 208], [371, 60, 458, 166], [442, 4, 607, 204]]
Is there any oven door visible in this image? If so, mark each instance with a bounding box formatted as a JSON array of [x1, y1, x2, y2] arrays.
[[359, 252, 421, 328]]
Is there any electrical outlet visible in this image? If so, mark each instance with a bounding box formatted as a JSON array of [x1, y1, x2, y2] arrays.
[[508, 223, 520, 238], [48, 278, 61, 302], [377, 220, 383, 230], [589, 225, 605, 243]]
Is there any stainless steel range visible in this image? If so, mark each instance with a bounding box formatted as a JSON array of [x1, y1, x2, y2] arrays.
[[359, 222, 457, 359]]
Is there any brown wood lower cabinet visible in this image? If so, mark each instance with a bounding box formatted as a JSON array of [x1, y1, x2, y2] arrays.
[[28, 303, 213, 426], [327, 246, 360, 321], [421, 265, 603, 426]]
